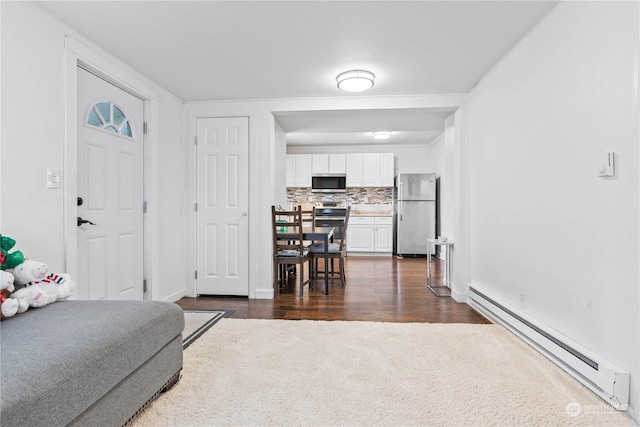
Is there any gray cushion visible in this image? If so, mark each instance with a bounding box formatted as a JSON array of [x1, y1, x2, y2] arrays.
[[308, 242, 341, 253], [1, 300, 184, 427]]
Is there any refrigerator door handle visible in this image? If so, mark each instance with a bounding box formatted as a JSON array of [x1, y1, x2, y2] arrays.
[[399, 181, 403, 220]]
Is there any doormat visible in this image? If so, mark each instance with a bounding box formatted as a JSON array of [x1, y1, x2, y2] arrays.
[[182, 310, 234, 349]]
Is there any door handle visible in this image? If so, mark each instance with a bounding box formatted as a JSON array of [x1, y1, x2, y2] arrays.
[[399, 181, 403, 220], [77, 217, 97, 227]]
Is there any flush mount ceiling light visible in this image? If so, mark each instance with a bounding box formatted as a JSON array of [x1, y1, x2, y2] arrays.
[[372, 131, 391, 140], [336, 70, 375, 92]]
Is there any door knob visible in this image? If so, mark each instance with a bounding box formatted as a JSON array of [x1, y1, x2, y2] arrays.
[[242, 212, 247, 216], [77, 197, 84, 206], [77, 217, 96, 227]]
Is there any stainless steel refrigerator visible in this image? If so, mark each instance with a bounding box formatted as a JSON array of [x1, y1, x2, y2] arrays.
[[394, 173, 436, 256]]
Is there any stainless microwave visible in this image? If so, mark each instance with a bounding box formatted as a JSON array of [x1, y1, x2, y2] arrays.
[[311, 174, 347, 193]]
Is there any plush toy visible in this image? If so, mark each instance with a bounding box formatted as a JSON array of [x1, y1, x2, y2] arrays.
[[0, 234, 25, 271], [11, 285, 49, 309], [10, 259, 75, 306], [0, 270, 20, 320], [10, 288, 30, 314], [38, 273, 76, 302]]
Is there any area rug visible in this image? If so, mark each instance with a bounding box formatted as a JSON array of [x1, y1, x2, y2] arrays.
[[182, 310, 232, 349], [131, 319, 631, 426]]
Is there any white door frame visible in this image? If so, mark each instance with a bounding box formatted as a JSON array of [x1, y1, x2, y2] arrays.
[[63, 36, 160, 300]]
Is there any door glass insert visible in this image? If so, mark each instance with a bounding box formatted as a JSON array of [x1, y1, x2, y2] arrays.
[[87, 101, 133, 138]]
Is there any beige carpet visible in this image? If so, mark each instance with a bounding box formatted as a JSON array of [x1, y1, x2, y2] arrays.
[[131, 319, 631, 426]]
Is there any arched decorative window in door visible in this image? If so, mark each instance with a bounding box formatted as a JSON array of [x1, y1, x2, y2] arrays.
[[86, 101, 133, 138]]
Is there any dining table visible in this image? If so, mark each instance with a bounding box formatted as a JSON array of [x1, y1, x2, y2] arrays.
[[276, 226, 335, 295]]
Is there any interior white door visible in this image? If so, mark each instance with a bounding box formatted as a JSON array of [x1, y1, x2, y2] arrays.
[[196, 117, 249, 296], [77, 67, 144, 300]]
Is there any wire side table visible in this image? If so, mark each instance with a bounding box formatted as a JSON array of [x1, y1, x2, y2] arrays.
[[427, 239, 454, 297]]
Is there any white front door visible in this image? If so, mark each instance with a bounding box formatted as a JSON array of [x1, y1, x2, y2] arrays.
[[196, 117, 249, 296], [77, 67, 145, 300]]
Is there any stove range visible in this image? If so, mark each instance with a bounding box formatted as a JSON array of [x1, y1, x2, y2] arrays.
[[314, 204, 348, 239]]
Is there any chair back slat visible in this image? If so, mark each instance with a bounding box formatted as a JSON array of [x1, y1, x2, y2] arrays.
[[272, 205, 306, 256], [338, 206, 351, 252]]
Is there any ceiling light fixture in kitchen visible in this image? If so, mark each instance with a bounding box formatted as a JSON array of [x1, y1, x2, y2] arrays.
[[336, 70, 375, 92], [372, 131, 391, 140]]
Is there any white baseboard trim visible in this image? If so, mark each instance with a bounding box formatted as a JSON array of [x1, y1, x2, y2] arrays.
[[451, 287, 467, 303], [160, 289, 185, 303], [254, 288, 275, 299], [347, 252, 393, 257]]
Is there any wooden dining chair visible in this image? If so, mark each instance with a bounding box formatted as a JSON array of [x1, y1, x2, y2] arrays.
[[301, 208, 315, 225], [308, 206, 350, 288], [300, 208, 316, 246], [272, 205, 312, 297]]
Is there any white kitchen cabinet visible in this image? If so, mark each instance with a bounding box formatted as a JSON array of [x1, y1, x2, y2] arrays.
[[346, 153, 394, 187], [346, 153, 364, 186], [312, 153, 346, 175], [286, 155, 296, 187], [373, 217, 393, 252], [312, 154, 329, 174], [329, 154, 346, 174], [379, 153, 395, 187], [347, 217, 375, 252], [362, 153, 380, 187], [347, 216, 393, 253], [286, 154, 312, 187]]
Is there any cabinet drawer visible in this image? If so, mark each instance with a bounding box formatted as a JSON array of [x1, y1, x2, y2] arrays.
[[374, 216, 393, 225], [350, 216, 375, 225]]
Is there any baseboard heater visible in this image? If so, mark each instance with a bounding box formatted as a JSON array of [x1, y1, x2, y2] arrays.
[[468, 285, 629, 410]]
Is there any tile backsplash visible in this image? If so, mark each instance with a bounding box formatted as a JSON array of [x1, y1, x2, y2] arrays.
[[287, 187, 393, 206]]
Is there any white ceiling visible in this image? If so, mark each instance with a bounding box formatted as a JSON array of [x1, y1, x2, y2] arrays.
[[36, 1, 557, 146]]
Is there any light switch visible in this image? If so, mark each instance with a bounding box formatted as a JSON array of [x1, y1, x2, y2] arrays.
[[47, 168, 61, 189], [597, 152, 615, 178]]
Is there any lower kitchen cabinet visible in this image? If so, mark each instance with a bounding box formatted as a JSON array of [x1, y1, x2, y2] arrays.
[[373, 217, 393, 252], [347, 216, 393, 253], [347, 221, 376, 252]]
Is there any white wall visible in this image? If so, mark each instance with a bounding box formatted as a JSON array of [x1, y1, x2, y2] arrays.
[[1, 2, 67, 266], [273, 121, 288, 208], [1, 2, 185, 302], [424, 115, 456, 259], [155, 89, 186, 301], [468, 1, 639, 418]]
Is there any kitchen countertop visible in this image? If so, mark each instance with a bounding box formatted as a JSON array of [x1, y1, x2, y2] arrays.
[[288, 203, 393, 217], [350, 211, 393, 217]]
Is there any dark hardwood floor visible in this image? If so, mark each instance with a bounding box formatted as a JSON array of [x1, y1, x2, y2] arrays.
[[177, 256, 489, 324]]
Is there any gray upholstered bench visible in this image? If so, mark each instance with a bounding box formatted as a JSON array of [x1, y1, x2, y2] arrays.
[[1, 300, 184, 427]]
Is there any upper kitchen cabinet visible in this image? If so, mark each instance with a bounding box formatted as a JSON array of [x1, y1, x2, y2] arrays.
[[362, 153, 380, 186], [329, 154, 346, 174], [346, 154, 364, 186], [286, 154, 312, 187], [379, 153, 394, 187], [287, 152, 393, 188], [347, 153, 394, 187], [312, 154, 346, 174]]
